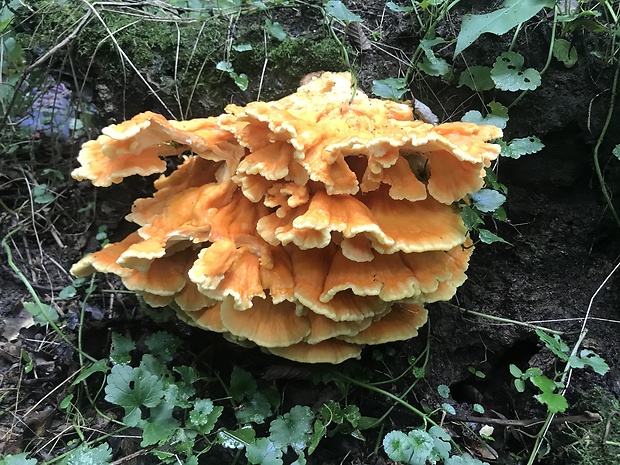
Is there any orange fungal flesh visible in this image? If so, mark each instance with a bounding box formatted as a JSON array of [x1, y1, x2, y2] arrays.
[[71, 72, 501, 363]]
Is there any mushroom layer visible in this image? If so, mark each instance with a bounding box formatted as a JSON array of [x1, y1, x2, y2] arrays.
[[71, 72, 501, 363]]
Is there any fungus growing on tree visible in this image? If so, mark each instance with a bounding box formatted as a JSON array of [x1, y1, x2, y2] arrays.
[[71, 72, 501, 363]]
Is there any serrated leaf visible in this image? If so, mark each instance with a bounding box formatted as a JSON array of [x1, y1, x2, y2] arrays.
[[572, 349, 610, 375], [110, 333, 135, 364], [104, 364, 164, 426], [265, 18, 286, 41], [536, 329, 570, 360], [61, 443, 113, 465], [141, 402, 179, 446], [246, 438, 283, 465], [461, 205, 484, 230], [455, 0, 552, 56], [428, 425, 452, 461], [372, 77, 407, 100], [140, 354, 170, 379], [470, 189, 506, 213], [325, 0, 362, 23], [236, 391, 273, 424], [459, 66, 495, 91], [461, 102, 508, 129], [491, 51, 541, 91], [145, 331, 181, 363], [0, 453, 37, 465], [442, 403, 456, 415], [501, 136, 544, 159], [613, 145, 620, 161], [269, 405, 313, 451], [308, 419, 326, 455], [23, 302, 58, 325], [478, 229, 510, 245], [406, 429, 435, 464], [218, 427, 256, 449], [437, 384, 450, 398]]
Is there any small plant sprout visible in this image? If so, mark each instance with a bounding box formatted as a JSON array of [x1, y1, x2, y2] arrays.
[[510, 329, 609, 415]]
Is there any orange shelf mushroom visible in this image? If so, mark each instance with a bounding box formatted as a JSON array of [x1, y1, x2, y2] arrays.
[[71, 72, 501, 363]]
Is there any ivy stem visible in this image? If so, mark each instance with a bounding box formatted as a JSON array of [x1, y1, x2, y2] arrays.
[[508, 6, 558, 109], [592, 56, 620, 228]]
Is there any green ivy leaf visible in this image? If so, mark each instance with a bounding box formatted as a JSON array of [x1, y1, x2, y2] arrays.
[[491, 51, 541, 91], [445, 454, 490, 465], [23, 302, 58, 325], [383, 430, 412, 462], [442, 403, 456, 415], [458, 66, 495, 91], [386, 1, 414, 13], [325, 0, 363, 23], [455, 0, 552, 56], [0, 453, 37, 465], [470, 189, 506, 213], [406, 429, 435, 464], [265, 19, 286, 41], [552, 38, 578, 67], [372, 77, 408, 100], [612, 144, 620, 161], [269, 405, 313, 451], [461, 101, 509, 129], [417, 38, 450, 77], [104, 364, 164, 426], [428, 425, 452, 461], [478, 229, 510, 245], [233, 43, 253, 52], [72, 359, 109, 386], [188, 398, 223, 434], [473, 403, 485, 414], [500, 136, 544, 159], [246, 438, 283, 465], [60, 443, 113, 465]]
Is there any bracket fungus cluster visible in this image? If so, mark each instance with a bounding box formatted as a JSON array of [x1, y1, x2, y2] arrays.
[[71, 72, 501, 363]]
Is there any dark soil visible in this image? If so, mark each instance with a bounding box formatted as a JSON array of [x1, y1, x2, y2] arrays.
[[1, 1, 620, 464]]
